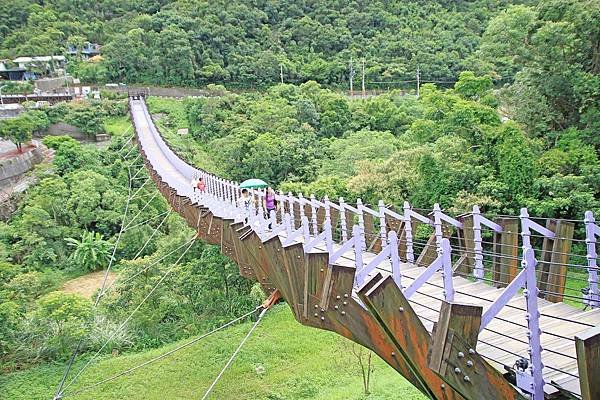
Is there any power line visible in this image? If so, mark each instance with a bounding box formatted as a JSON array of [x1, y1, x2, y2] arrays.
[[58, 238, 198, 396], [59, 306, 261, 398], [54, 143, 138, 399], [200, 307, 268, 400]]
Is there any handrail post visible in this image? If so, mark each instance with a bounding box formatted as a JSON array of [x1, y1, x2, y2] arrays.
[[310, 194, 318, 235], [287, 192, 295, 228], [256, 189, 265, 231], [357, 198, 367, 251], [301, 216, 311, 244], [339, 197, 348, 243], [404, 201, 415, 263], [440, 238, 454, 302], [389, 231, 402, 288], [520, 207, 532, 249], [523, 248, 545, 400], [226, 180, 233, 204], [472, 205, 485, 281], [324, 196, 333, 255], [584, 211, 599, 309], [278, 190, 285, 221], [269, 209, 276, 229], [432, 203, 444, 249], [284, 213, 292, 235], [353, 225, 363, 287], [378, 200, 387, 246], [298, 193, 306, 229]]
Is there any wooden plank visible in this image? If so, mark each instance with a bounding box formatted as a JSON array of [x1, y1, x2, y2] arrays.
[[433, 328, 526, 400], [363, 212, 382, 252], [492, 218, 519, 287], [576, 326, 600, 400], [318, 269, 431, 397], [384, 214, 411, 261], [416, 233, 437, 267], [539, 220, 574, 303], [302, 252, 330, 319], [457, 215, 475, 274], [358, 275, 467, 400]]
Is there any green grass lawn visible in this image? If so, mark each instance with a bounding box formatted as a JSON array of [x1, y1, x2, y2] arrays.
[[104, 116, 132, 136], [1, 305, 425, 400]]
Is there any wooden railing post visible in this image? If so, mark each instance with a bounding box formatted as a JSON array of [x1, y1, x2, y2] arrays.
[[576, 326, 600, 400]]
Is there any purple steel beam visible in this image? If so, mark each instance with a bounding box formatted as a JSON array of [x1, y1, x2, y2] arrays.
[[480, 269, 526, 331], [523, 248, 545, 400], [329, 225, 359, 265], [520, 208, 555, 249]]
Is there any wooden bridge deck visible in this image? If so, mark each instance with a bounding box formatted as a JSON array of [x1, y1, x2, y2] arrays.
[[129, 98, 600, 400]]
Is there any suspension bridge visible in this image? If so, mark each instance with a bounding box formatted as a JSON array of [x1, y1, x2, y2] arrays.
[[128, 94, 600, 400], [55, 94, 600, 400]]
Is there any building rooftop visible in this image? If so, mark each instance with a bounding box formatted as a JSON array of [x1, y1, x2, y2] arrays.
[[13, 56, 66, 64]]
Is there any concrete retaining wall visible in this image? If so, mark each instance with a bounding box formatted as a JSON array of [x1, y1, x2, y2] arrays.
[[43, 122, 90, 141], [0, 148, 43, 184]]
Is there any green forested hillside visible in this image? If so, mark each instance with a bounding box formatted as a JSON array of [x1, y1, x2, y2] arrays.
[[0, 0, 599, 399], [2, 0, 535, 86]]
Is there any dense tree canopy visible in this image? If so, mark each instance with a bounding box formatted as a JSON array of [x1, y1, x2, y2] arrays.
[[2, 0, 538, 88]]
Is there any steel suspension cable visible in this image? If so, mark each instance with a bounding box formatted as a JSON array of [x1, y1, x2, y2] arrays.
[[131, 211, 172, 258], [103, 234, 195, 293], [60, 306, 262, 398], [200, 308, 269, 400], [123, 209, 170, 233], [122, 191, 160, 231], [59, 238, 197, 395], [54, 158, 137, 399]]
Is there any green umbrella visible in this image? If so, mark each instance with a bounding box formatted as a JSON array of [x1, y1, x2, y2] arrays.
[[239, 178, 268, 189]]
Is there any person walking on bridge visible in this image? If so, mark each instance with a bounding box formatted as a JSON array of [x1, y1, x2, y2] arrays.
[[237, 189, 252, 224], [196, 177, 206, 193], [263, 187, 278, 229]]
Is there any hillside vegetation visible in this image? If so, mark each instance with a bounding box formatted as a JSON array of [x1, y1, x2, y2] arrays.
[[0, 0, 598, 399], [2, 0, 536, 87], [1, 305, 426, 400]]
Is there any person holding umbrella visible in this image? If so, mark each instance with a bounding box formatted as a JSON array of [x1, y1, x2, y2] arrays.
[[238, 178, 268, 225]]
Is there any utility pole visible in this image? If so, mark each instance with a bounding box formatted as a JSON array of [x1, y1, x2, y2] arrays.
[[349, 57, 355, 97], [361, 58, 366, 98], [416, 65, 421, 98], [280, 64, 284, 84]]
